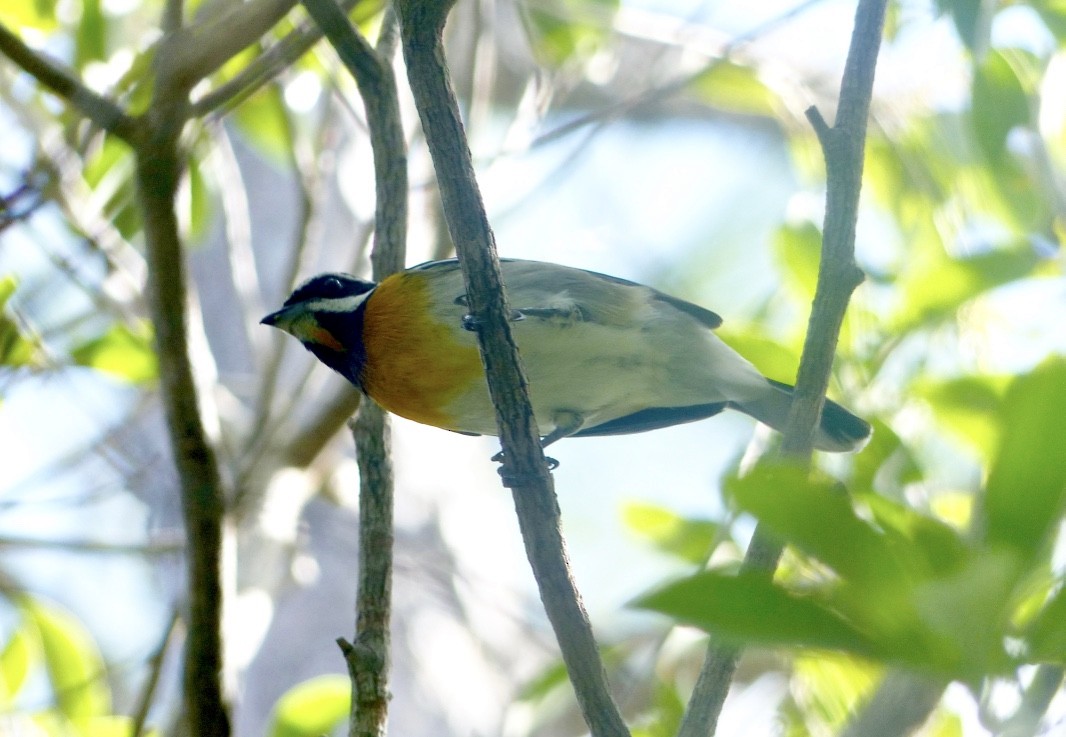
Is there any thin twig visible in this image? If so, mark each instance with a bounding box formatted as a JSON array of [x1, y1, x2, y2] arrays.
[[394, 1, 630, 735], [131, 610, 181, 737], [0, 22, 137, 141], [677, 1, 888, 735]]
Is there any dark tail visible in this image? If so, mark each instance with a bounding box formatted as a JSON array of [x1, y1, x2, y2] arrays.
[[735, 379, 872, 453]]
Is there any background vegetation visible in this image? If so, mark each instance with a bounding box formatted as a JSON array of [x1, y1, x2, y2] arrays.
[[1, 0, 1064, 735]]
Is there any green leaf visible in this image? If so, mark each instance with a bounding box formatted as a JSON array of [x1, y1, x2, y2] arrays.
[[621, 502, 718, 565], [715, 330, 800, 387], [936, 0, 992, 52], [75, 0, 107, 70], [72, 715, 154, 737], [633, 570, 872, 654], [983, 358, 1066, 567], [1025, 584, 1066, 662], [180, 158, 214, 243], [0, 0, 58, 30], [850, 419, 922, 495], [71, 323, 157, 384], [0, 624, 33, 705], [688, 60, 778, 118], [972, 49, 1032, 166], [790, 653, 880, 732], [0, 276, 37, 366], [267, 674, 350, 737], [857, 492, 969, 578], [233, 83, 296, 162], [916, 375, 1009, 459], [726, 465, 906, 587], [525, 0, 618, 66], [772, 221, 821, 301], [894, 245, 1041, 330], [22, 598, 111, 719]]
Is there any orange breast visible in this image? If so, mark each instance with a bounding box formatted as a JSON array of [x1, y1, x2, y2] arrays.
[[360, 271, 483, 429]]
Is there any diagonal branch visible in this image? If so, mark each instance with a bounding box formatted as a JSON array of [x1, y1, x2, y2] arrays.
[[677, 1, 888, 735], [154, 0, 297, 88], [394, 1, 630, 736], [0, 22, 137, 142]]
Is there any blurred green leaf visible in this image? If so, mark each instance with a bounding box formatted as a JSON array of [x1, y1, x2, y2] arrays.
[[632, 681, 685, 737], [75, 0, 107, 70], [983, 358, 1066, 567], [972, 49, 1032, 167], [526, 0, 618, 66], [716, 329, 799, 386], [267, 674, 350, 737], [790, 653, 880, 732], [72, 715, 155, 737], [850, 419, 922, 494], [1025, 584, 1066, 662], [857, 492, 969, 578], [0, 624, 33, 705], [0, 276, 37, 367], [916, 374, 1009, 459], [22, 598, 111, 719], [688, 60, 778, 118], [936, 0, 991, 52], [772, 221, 821, 301], [233, 84, 294, 162], [622, 502, 718, 565], [181, 158, 214, 242], [0, 0, 58, 30], [634, 570, 872, 653], [894, 244, 1041, 331], [71, 322, 157, 384], [726, 465, 906, 586]]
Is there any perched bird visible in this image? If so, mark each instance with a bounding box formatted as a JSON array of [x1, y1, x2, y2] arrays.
[[261, 258, 871, 452]]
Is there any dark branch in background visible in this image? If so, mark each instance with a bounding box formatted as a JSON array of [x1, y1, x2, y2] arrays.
[[0, 22, 137, 141], [677, 1, 888, 736], [839, 672, 946, 737], [298, 1, 407, 735], [394, 1, 630, 736], [136, 91, 231, 735]]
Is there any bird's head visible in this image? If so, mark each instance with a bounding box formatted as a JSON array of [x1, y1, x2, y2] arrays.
[[261, 273, 376, 385]]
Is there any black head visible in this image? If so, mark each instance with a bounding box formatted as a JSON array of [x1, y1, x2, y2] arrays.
[[261, 273, 377, 387]]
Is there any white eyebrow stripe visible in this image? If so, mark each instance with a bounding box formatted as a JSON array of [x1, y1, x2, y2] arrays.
[[306, 292, 373, 313]]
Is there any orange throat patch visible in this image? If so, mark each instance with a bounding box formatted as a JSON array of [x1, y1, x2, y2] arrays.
[[359, 272, 483, 430]]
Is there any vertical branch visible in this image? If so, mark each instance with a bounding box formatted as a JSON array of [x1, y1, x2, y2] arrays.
[[135, 99, 231, 736], [394, 1, 630, 736], [298, 1, 407, 735], [677, 2, 888, 736]]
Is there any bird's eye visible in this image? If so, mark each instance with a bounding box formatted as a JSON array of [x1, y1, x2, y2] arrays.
[[322, 276, 345, 295]]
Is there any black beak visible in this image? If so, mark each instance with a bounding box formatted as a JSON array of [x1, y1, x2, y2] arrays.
[[260, 311, 280, 326]]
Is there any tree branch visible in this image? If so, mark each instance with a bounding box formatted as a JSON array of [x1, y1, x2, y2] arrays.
[[299, 1, 407, 735], [135, 105, 231, 737], [394, 1, 629, 735], [678, 1, 888, 735], [839, 672, 946, 737], [0, 22, 137, 142], [155, 0, 297, 89]]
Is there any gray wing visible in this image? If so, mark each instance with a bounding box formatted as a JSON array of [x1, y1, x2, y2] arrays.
[[408, 257, 723, 331]]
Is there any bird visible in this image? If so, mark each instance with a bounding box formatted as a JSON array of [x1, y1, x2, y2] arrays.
[[261, 258, 871, 453]]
